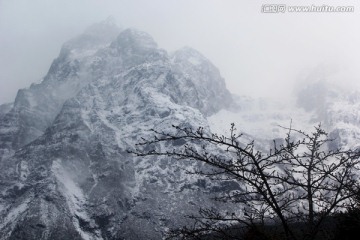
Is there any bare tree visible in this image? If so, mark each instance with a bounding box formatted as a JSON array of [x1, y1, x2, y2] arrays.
[[131, 123, 360, 240]]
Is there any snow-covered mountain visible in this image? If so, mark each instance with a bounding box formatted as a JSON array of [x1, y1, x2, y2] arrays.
[[0, 20, 232, 240], [0, 19, 359, 240]]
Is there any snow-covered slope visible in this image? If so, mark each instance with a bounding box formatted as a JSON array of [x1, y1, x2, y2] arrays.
[[208, 95, 314, 141], [209, 81, 360, 151]]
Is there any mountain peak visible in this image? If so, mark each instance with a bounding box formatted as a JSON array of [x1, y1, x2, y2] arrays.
[[62, 18, 121, 52], [111, 28, 158, 50], [83, 16, 120, 36]]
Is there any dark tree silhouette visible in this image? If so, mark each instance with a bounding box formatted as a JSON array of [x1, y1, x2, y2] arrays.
[[131, 123, 360, 240]]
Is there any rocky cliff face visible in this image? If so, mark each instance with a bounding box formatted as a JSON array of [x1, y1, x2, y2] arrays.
[[0, 21, 232, 240]]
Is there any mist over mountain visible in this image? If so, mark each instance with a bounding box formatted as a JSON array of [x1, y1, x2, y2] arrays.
[[0, 20, 359, 239]]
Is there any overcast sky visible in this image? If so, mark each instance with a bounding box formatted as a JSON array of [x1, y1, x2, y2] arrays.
[[1, 0, 360, 104]]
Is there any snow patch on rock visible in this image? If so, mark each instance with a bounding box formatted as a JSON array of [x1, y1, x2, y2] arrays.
[[52, 159, 102, 240]]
